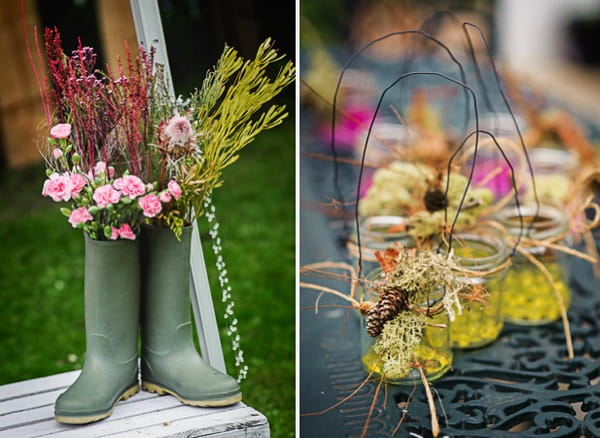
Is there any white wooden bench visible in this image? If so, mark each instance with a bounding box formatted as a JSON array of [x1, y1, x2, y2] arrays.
[[0, 371, 269, 437]]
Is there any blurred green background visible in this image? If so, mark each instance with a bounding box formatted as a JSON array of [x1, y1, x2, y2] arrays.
[[0, 1, 294, 437]]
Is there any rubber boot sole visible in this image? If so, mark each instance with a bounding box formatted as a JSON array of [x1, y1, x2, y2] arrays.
[[55, 383, 139, 424], [142, 381, 242, 407]]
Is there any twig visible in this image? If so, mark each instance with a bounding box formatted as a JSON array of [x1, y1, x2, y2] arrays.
[[392, 381, 418, 435], [301, 151, 381, 168], [418, 367, 440, 438], [299, 282, 360, 308], [360, 378, 383, 438], [301, 262, 360, 300], [583, 229, 600, 277], [300, 370, 374, 416], [517, 248, 574, 359]]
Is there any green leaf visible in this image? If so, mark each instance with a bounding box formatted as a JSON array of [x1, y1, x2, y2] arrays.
[[103, 226, 112, 238], [59, 208, 71, 217], [88, 206, 98, 214]]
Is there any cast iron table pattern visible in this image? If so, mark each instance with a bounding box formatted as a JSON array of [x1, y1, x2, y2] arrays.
[[299, 105, 600, 436]]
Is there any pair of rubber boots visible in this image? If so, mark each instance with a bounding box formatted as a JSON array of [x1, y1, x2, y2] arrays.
[[54, 226, 241, 424]]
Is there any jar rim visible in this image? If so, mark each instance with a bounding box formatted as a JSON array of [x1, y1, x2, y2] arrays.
[[494, 204, 568, 241], [529, 147, 578, 172], [445, 227, 510, 271]]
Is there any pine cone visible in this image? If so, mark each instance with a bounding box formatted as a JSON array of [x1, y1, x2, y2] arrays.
[[366, 287, 408, 337]]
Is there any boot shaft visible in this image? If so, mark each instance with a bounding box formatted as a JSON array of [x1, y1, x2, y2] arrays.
[[83, 234, 140, 362], [140, 225, 194, 351]]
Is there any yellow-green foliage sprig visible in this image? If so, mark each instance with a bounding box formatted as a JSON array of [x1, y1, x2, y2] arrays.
[[157, 39, 295, 238]]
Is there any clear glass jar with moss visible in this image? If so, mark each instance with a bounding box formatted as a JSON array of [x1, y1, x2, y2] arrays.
[[495, 205, 570, 325], [347, 216, 412, 273], [441, 227, 510, 349], [359, 269, 452, 384]]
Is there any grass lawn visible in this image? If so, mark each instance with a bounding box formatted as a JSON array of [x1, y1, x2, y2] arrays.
[[0, 121, 295, 437]]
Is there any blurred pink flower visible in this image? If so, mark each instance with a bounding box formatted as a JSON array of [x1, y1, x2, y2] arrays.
[[159, 191, 172, 203], [114, 175, 145, 199], [93, 184, 121, 207], [42, 173, 73, 202], [53, 148, 63, 159], [89, 161, 115, 179], [318, 104, 373, 149], [93, 161, 106, 175], [50, 123, 71, 139], [167, 180, 182, 200], [138, 194, 162, 217], [70, 173, 87, 197], [68, 207, 93, 227]]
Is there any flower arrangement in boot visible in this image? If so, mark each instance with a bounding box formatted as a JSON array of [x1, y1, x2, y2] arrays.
[[137, 39, 294, 407], [33, 29, 169, 424]]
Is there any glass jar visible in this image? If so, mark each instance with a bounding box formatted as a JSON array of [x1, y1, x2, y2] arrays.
[[496, 205, 570, 325], [359, 269, 452, 384], [445, 227, 510, 349], [347, 216, 413, 274], [526, 147, 578, 204]]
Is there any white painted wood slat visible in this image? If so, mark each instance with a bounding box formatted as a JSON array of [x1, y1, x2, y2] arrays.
[[0, 371, 269, 438]]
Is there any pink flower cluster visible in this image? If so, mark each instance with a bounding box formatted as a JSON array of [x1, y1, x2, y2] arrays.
[[138, 181, 182, 218], [42, 149, 185, 239], [42, 172, 86, 202]]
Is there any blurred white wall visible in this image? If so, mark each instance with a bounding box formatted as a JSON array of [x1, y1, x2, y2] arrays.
[[498, 0, 600, 70]]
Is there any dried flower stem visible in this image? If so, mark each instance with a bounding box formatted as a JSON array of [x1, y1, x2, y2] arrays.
[[300, 370, 375, 417], [392, 381, 418, 435], [301, 262, 359, 299], [360, 377, 384, 438], [418, 366, 440, 438], [517, 247, 574, 359]]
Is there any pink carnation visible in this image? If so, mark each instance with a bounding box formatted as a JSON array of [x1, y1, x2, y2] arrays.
[[93, 184, 121, 207], [42, 173, 73, 202], [118, 224, 136, 240], [167, 180, 182, 200], [50, 123, 71, 139], [53, 148, 63, 159], [110, 227, 120, 240], [159, 191, 172, 203], [164, 115, 194, 145], [114, 175, 146, 199], [70, 173, 87, 197], [68, 207, 93, 227], [109, 223, 136, 240], [138, 194, 162, 218]]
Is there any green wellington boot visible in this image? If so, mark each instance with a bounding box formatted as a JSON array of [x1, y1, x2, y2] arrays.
[[55, 235, 140, 424], [140, 225, 241, 407]]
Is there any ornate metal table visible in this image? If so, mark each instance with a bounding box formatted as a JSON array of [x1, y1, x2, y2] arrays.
[[300, 107, 600, 437]]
